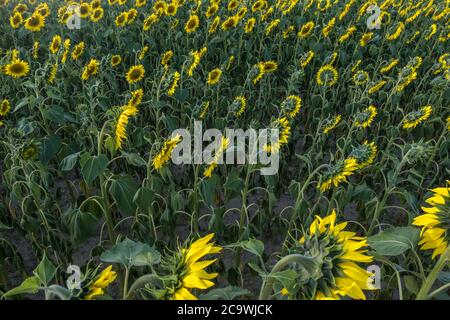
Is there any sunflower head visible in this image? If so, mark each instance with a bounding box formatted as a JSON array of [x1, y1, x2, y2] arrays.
[[353, 70, 370, 86], [165, 234, 222, 300], [413, 184, 450, 259], [322, 114, 341, 134], [281, 95, 302, 118], [319, 158, 358, 192], [185, 14, 200, 33], [21, 144, 39, 160], [282, 210, 375, 300], [349, 141, 378, 169], [0, 99, 11, 116], [111, 55, 122, 67], [207, 68, 222, 85], [229, 96, 246, 117], [126, 65, 145, 84], [24, 12, 45, 32], [3, 59, 30, 78], [402, 105, 432, 129], [354, 105, 377, 128], [316, 64, 338, 86], [83, 265, 117, 300]]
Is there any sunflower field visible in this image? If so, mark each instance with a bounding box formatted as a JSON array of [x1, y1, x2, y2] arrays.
[[0, 0, 449, 301]]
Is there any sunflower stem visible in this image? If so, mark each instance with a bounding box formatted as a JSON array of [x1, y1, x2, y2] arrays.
[[416, 246, 450, 300]]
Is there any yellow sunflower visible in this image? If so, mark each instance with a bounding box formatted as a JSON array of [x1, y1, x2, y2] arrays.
[[24, 12, 45, 32], [297, 21, 314, 39], [10, 11, 23, 29], [115, 104, 139, 150], [170, 234, 222, 300], [413, 184, 450, 259], [349, 141, 378, 169], [111, 55, 122, 67], [90, 7, 104, 22], [207, 68, 222, 85], [296, 210, 376, 300], [319, 158, 358, 192], [84, 266, 117, 300], [3, 59, 30, 78], [0, 99, 11, 116], [354, 105, 377, 128], [322, 114, 342, 134], [81, 59, 100, 81], [316, 65, 338, 86], [126, 65, 145, 84], [49, 35, 62, 54], [185, 14, 200, 33], [152, 134, 182, 169], [71, 42, 85, 60], [204, 136, 230, 178], [402, 105, 433, 129]]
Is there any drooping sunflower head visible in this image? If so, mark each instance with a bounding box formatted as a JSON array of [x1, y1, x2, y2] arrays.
[[81, 59, 100, 81], [185, 14, 200, 33], [319, 158, 358, 192], [229, 96, 246, 117], [299, 50, 314, 69], [161, 50, 173, 67], [353, 105, 377, 128], [413, 183, 450, 259], [152, 134, 182, 170], [126, 8, 138, 24], [316, 64, 338, 86], [353, 70, 370, 86], [263, 117, 291, 153], [205, 4, 218, 18], [349, 141, 378, 169], [227, 0, 239, 11], [244, 17, 256, 33], [126, 65, 145, 84], [207, 68, 222, 85], [402, 105, 433, 129], [322, 114, 341, 134], [24, 12, 45, 32], [286, 210, 375, 300], [115, 12, 128, 26], [83, 265, 117, 300], [71, 42, 85, 60], [0, 99, 11, 117], [127, 88, 144, 107], [251, 0, 266, 12], [166, 234, 222, 300], [3, 59, 30, 78], [281, 95, 302, 118]]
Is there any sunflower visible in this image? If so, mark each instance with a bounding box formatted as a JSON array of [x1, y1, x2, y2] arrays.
[[319, 158, 358, 192], [244, 17, 256, 33], [227, 0, 239, 11], [153, 0, 167, 13], [413, 184, 450, 259], [126, 65, 145, 84], [263, 117, 291, 154], [221, 16, 238, 31], [229, 96, 246, 117], [338, 25, 357, 43], [33, 41, 39, 59], [299, 50, 314, 69], [402, 105, 432, 129], [79, 3, 92, 18], [21, 144, 38, 160], [81, 59, 100, 81], [368, 80, 387, 95], [322, 17, 335, 37], [10, 11, 23, 29], [207, 68, 222, 85], [252, 61, 277, 84], [126, 8, 138, 24], [49, 35, 62, 54], [297, 21, 314, 39], [36, 3, 50, 17], [135, 0, 146, 7], [0, 99, 11, 116], [203, 136, 230, 177], [3, 59, 30, 78], [61, 39, 71, 64], [187, 47, 207, 76], [265, 19, 280, 35], [165, 3, 178, 16], [115, 104, 139, 150], [353, 70, 369, 86], [48, 63, 58, 84], [386, 22, 405, 40], [84, 266, 117, 300], [71, 42, 85, 60], [167, 71, 180, 97], [208, 16, 220, 33], [396, 66, 418, 92], [185, 14, 200, 33], [316, 65, 338, 86], [90, 7, 104, 22], [24, 12, 45, 32], [152, 134, 182, 169], [169, 234, 222, 300], [447, 116, 450, 131], [14, 3, 27, 13], [354, 105, 377, 128], [251, 0, 266, 12], [281, 95, 302, 118], [288, 210, 375, 299], [115, 12, 128, 26], [205, 4, 218, 18], [143, 13, 159, 30], [127, 88, 144, 107], [359, 32, 373, 46], [322, 114, 342, 134], [111, 55, 122, 67], [349, 141, 378, 169], [138, 46, 149, 61], [161, 50, 173, 68]]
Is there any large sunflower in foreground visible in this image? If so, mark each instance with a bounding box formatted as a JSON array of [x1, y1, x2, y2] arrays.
[[3, 58, 30, 78], [170, 234, 222, 300], [413, 183, 450, 259], [290, 210, 376, 300]]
